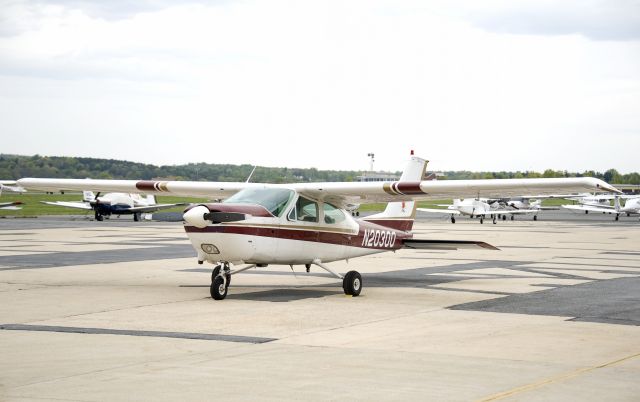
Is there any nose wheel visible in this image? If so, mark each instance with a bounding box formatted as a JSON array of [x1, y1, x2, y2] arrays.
[[210, 264, 231, 300]]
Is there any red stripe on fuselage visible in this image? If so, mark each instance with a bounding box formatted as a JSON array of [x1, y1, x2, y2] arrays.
[[184, 223, 411, 250]]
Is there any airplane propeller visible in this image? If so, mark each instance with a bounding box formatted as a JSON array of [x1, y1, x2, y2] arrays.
[[183, 205, 247, 228]]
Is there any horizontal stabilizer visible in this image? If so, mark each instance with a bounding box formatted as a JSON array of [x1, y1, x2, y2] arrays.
[[402, 239, 499, 251]]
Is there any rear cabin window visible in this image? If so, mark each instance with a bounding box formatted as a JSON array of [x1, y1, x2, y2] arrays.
[[293, 196, 318, 223], [323, 202, 345, 224]]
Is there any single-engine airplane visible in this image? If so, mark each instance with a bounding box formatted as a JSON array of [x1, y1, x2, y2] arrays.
[[18, 152, 619, 300], [42, 191, 187, 221]]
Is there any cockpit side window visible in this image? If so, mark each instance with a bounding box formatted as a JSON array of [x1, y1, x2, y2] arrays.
[[296, 196, 318, 223], [323, 202, 345, 224]]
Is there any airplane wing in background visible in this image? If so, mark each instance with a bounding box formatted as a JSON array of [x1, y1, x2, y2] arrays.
[[0, 201, 23, 210], [41, 201, 93, 210], [127, 203, 189, 213], [417, 208, 461, 215], [561, 204, 616, 214], [18, 177, 620, 209]]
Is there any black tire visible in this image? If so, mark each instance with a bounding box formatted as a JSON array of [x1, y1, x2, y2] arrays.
[[211, 265, 231, 286], [511, 215, 515, 221], [492, 217, 497, 224], [134, 213, 140, 222], [342, 270, 362, 296], [533, 215, 538, 221], [95, 213, 103, 221], [502, 215, 506, 221], [480, 217, 484, 224], [210, 276, 228, 300], [451, 217, 456, 224]]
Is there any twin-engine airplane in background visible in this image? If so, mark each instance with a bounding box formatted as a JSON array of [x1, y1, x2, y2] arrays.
[[419, 196, 560, 224], [18, 152, 619, 300], [418, 199, 541, 224], [42, 191, 187, 221]]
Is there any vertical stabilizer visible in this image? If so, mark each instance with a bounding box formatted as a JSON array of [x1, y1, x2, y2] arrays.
[[363, 152, 428, 231], [146, 194, 157, 205], [82, 191, 95, 202]]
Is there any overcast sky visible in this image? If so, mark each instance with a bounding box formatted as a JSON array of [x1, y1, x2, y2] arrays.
[[1, 0, 639, 173]]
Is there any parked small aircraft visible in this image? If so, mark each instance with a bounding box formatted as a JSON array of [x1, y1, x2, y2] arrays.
[[0, 201, 22, 210], [18, 152, 619, 300], [562, 195, 640, 220], [418, 198, 541, 224], [0, 181, 23, 210], [42, 191, 187, 221]]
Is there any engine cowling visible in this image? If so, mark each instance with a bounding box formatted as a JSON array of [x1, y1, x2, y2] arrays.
[[183, 205, 210, 228]]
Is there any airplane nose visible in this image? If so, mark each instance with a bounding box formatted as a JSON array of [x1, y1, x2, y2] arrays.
[[183, 205, 210, 228]]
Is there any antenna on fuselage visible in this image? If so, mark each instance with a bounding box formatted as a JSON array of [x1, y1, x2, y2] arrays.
[[246, 166, 258, 183]]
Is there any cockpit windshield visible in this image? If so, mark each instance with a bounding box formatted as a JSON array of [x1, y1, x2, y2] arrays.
[[223, 188, 295, 217]]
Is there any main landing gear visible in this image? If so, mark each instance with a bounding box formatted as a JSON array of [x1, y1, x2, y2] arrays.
[[207, 260, 363, 300], [450, 216, 456, 224], [209, 262, 256, 300], [94, 211, 104, 221]]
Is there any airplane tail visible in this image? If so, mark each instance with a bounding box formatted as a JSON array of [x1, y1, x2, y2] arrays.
[[363, 152, 428, 231], [82, 191, 95, 202], [146, 194, 157, 205], [614, 195, 621, 212]]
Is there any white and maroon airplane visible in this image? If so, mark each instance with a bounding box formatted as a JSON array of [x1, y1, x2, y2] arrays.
[[18, 152, 619, 300]]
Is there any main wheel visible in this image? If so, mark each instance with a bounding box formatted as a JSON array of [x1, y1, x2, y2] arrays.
[[210, 276, 228, 300], [511, 215, 515, 221], [502, 215, 507, 221], [134, 213, 140, 222], [451, 216, 456, 224], [480, 217, 484, 224], [342, 271, 362, 296], [211, 265, 231, 286], [492, 217, 497, 224], [533, 215, 538, 221], [95, 212, 103, 221]]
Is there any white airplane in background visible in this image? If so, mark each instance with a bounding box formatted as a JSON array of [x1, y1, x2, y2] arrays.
[[562, 195, 640, 220], [42, 191, 187, 221], [418, 198, 541, 224], [0, 180, 24, 210], [18, 151, 619, 300]]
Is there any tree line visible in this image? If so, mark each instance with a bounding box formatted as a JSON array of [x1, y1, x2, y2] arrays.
[[1, 154, 638, 184]]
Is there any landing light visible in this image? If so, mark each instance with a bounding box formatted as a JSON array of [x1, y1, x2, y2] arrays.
[[201, 244, 220, 254]]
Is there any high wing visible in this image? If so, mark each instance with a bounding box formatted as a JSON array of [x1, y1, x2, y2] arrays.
[[18, 178, 256, 199], [291, 177, 619, 208], [417, 208, 461, 215], [41, 201, 93, 210], [18, 176, 619, 209]]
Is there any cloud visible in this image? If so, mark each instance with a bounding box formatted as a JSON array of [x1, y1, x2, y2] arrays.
[[458, 0, 640, 41]]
